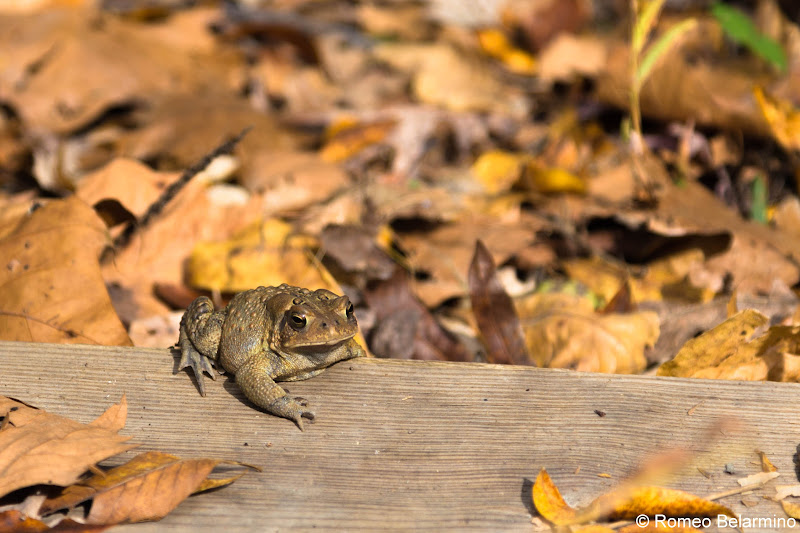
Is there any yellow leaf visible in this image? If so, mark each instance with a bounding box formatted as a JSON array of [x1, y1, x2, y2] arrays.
[[524, 162, 587, 194], [320, 118, 396, 162], [532, 468, 579, 525], [477, 28, 509, 58], [657, 309, 769, 378], [516, 292, 659, 374], [754, 86, 800, 152], [563, 251, 712, 305], [477, 29, 537, 75], [470, 150, 525, 194], [188, 219, 337, 294], [782, 499, 800, 519], [760, 451, 778, 473]]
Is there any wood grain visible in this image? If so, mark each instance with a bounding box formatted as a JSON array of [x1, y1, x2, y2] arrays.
[[2, 340, 800, 531]]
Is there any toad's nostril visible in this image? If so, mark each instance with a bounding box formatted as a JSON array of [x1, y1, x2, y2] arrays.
[[321, 322, 327, 328]]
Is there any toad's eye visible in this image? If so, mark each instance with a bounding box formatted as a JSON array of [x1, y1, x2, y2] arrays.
[[289, 313, 307, 329], [345, 302, 354, 319]]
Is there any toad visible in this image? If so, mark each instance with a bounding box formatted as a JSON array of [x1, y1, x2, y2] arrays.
[[178, 284, 365, 430]]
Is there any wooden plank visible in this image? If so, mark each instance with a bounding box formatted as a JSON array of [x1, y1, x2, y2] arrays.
[[2, 340, 800, 531]]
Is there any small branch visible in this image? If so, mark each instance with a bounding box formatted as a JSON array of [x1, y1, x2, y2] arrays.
[[110, 127, 252, 253]]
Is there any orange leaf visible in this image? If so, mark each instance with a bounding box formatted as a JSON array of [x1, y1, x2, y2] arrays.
[[41, 451, 257, 524], [0, 196, 131, 345], [532, 468, 579, 525], [596, 486, 736, 521], [0, 396, 135, 499]]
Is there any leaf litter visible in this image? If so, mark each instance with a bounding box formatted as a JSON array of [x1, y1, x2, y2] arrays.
[[5, 0, 800, 527], [0, 395, 256, 529]]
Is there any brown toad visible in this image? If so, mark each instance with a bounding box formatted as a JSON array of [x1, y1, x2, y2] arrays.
[[178, 284, 365, 430]]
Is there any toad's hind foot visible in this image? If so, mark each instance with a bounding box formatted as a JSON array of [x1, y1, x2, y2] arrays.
[[178, 296, 224, 396], [178, 333, 217, 396]]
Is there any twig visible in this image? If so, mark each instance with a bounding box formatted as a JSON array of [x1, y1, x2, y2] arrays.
[[109, 127, 251, 254]]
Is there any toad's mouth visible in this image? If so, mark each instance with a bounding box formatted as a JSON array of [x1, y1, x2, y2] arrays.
[[287, 335, 354, 351]]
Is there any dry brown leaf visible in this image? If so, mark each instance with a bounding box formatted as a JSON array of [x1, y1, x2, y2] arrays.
[[76, 158, 174, 219], [241, 151, 352, 216], [397, 214, 539, 307], [538, 34, 607, 82], [737, 471, 780, 487], [516, 292, 659, 373], [596, 32, 772, 137], [468, 240, 528, 365], [118, 93, 299, 176], [563, 251, 711, 305], [0, 509, 103, 533], [0, 196, 131, 345], [363, 268, 472, 361], [470, 150, 524, 195], [531, 468, 579, 526], [0, 8, 240, 134], [0, 510, 48, 533], [40, 451, 256, 524], [95, 158, 260, 324], [753, 85, 800, 152], [373, 42, 528, 116], [0, 396, 135, 499], [617, 180, 800, 294]]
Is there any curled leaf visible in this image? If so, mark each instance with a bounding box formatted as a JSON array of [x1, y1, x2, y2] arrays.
[[532, 468, 579, 525]]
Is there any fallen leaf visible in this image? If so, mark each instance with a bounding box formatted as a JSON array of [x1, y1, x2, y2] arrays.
[[94, 157, 260, 323], [0, 396, 135, 499], [363, 268, 472, 362], [0, 196, 131, 345], [477, 29, 537, 75], [531, 469, 579, 526], [320, 118, 396, 162], [516, 292, 659, 373], [657, 309, 800, 381], [468, 240, 528, 365], [0, 510, 47, 532], [187, 219, 338, 295], [753, 85, 800, 152], [737, 471, 780, 487], [0, 8, 240, 134], [374, 42, 529, 116], [774, 484, 800, 500], [597, 486, 737, 521], [470, 150, 525, 195], [397, 213, 539, 307], [40, 451, 257, 524], [524, 163, 587, 194], [782, 499, 800, 519]]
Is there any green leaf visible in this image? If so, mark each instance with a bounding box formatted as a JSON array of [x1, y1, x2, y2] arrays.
[[636, 18, 697, 85], [711, 2, 787, 72], [750, 174, 767, 224]]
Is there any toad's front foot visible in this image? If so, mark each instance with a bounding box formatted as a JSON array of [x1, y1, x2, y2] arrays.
[[266, 396, 315, 431]]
